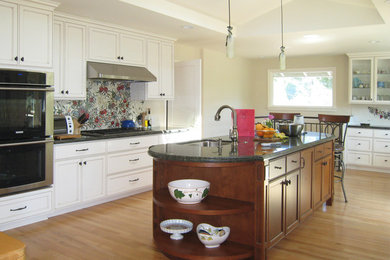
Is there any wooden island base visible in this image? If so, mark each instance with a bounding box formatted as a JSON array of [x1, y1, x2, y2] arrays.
[[152, 140, 334, 259]]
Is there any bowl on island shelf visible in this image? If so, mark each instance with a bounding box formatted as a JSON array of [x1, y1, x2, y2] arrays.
[[196, 223, 230, 248], [160, 219, 193, 240], [168, 179, 210, 204]]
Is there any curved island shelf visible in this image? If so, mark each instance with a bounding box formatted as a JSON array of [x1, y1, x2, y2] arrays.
[[154, 189, 254, 215], [149, 133, 335, 260]]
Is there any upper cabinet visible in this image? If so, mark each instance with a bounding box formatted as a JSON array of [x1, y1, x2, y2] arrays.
[[0, 0, 58, 68], [131, 39, 174, 100], [348, 53, 390, 104], [53, 17, 86, 100], [88, 27, 146, 66]]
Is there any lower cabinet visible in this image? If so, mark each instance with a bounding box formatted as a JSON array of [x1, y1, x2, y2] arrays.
[[54, 155, 105, 208], [266, 170, 299, 247], [313, 142, 333, 208]]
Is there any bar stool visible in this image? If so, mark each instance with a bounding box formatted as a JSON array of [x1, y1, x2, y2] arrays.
[[269, 112, 300, 129], [318, 114, 350, 202]]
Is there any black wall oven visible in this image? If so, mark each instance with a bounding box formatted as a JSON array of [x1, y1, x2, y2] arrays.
[[0, 69, 54, 196]]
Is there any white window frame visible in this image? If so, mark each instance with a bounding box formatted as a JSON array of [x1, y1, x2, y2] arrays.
[[268, 67, 337, 111]]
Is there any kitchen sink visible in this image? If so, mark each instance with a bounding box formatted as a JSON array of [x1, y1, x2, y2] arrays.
[[180, 139, 232, 147]]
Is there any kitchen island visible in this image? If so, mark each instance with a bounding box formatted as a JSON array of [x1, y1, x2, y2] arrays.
[[149, 132, 335, 260]]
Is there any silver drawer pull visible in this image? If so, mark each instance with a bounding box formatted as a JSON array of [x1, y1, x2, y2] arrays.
[[274, 166, 282, 170], [10, 206, 27, 212], [385, 145, 388, 148], [357, 143, 361, 145], [76, 148, 89, 152], [357, 157, 361, 159], [129, 142, 140, 145], [129, 158, 140, 162], [357, 132, 361, 134], [129, 178, 140, 182], [291, 160, 298, 163]]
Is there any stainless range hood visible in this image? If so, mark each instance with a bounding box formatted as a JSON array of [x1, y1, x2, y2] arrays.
[[87, 61, 156, 82]]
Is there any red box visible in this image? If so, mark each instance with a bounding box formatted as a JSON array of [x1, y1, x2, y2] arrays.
[[235, 109, 255, 137]]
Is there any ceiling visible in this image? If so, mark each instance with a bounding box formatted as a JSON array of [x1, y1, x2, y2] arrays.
[[55, 0, 390, 59]]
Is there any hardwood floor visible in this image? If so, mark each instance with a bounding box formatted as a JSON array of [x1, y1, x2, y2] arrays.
[[5, 169, 390, 260]]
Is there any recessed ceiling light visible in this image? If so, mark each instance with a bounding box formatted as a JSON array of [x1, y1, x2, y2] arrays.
[[369, 40, 381, 44], [182, 25, 194, 30]]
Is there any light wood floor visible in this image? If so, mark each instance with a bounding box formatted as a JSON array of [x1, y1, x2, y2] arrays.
[[5, 169, 390, 260]]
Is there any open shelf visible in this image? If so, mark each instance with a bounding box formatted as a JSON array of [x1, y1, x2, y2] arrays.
[[154, 189, 254, 215], [154, 229, 254, 260]]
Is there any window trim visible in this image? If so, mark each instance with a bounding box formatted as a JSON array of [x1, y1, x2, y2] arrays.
[[268, 67, 337, 111]]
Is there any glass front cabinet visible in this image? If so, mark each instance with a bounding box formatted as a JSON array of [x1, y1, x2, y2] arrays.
[[348, 53, 390, 104]]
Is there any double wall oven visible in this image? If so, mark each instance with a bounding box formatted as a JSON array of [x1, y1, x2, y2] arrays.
[[0, 69, 54, 196]]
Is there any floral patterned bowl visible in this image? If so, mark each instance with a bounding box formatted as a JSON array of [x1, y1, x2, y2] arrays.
[[168, 179, 210, 204], [196, 223, 230, 248]]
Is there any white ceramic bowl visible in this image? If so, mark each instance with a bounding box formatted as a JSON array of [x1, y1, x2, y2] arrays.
[[160, 219, 193, 240], [196, 223, 230, 248], [168, 179, 210, 204]]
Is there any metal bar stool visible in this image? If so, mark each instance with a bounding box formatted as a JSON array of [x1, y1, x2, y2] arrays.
[[269, 112, 300, 129], [318, 114, 350, 202]]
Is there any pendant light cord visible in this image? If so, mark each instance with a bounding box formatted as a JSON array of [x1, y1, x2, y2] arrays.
[[281, 0, 284, 48], [228, 0, 232, 33]]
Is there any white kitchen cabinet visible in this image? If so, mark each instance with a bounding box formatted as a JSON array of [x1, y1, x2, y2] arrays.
[[88, 27, 146, 66], [54, 141, 106, 210], [53, 17, 86, 99], [0, 188, 52, 231], [348, 53, 390, 104], [131, 40, 174, 100], [0, 0, 57, 68], [346, 127, 390, 172]]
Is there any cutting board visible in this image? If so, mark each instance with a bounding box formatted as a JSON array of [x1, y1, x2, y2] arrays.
[[54, 134, 82, 140]]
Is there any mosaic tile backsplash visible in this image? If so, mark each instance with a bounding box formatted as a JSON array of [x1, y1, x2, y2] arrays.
[[54, 80, 146, 130]]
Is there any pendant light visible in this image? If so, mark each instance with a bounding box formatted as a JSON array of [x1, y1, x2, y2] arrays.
[[279, 0, 286, 70], [226, 0, 234, 58]]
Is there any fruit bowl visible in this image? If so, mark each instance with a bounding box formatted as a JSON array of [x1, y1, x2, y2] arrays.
[[196, 223, 230, 248], [256, 129, 276, 138], [168, 179, 210, 204]]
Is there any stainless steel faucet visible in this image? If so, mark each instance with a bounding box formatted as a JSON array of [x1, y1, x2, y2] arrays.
[[214, 105, 238, 143]]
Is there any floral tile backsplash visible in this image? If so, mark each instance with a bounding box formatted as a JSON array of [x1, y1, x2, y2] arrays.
[[54, 80, 146, 130]]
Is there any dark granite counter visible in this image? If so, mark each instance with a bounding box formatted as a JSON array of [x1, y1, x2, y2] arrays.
[[148, 132, 334, 163], [349, 124, 390, 130]]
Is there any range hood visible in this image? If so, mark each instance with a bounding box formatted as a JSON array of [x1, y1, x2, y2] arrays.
[[87, 61, 156, 82]]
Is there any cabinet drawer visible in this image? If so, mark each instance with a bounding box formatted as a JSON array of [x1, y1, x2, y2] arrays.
[[374, 129, 390, 140], [107, 135, 159, 152], [286, 152, 300, 172], [269, 157, 286, 179], [323, 141, 333, 156], [348, 128, 373, 138], [347, 138, 371, 151], [314, 144, 324, 160], [0, 189, 52, 223], [346, 152, 371, 166], [107, 149, 152, 174], [373, 154, 390, 168], [55, 141, 106, 160], [107, 168, 152, 195], [373, 140, 390, 153]]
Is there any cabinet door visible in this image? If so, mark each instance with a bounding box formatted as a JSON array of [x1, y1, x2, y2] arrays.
[[321, 155, 332, 201], [55, 159, 81, 208], [53, 21, 63, 98], [146, 40, 161, 98], [313, 160, 322, 209], [64, 23, 86, 99], [0, 1, 17, 65], [160, 42, 174, 99], [266, 175, 284, 246], [120, 33, 145, 66], [375, 57, 390, 103], [19, 6, 52, 67], [285, 170, 299, 234], [81, 156, 105, 202], [350, 58, 373, 103], [300, 148, 313, 220], [88, 27, 118, 62]]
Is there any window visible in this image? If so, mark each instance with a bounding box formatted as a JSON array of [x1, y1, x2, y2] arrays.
[[268, 68, 335, 109]]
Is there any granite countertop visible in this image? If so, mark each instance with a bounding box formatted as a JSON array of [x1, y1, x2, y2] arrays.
[[148, 132, 335, 163], [348, 124, 390, 130]]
